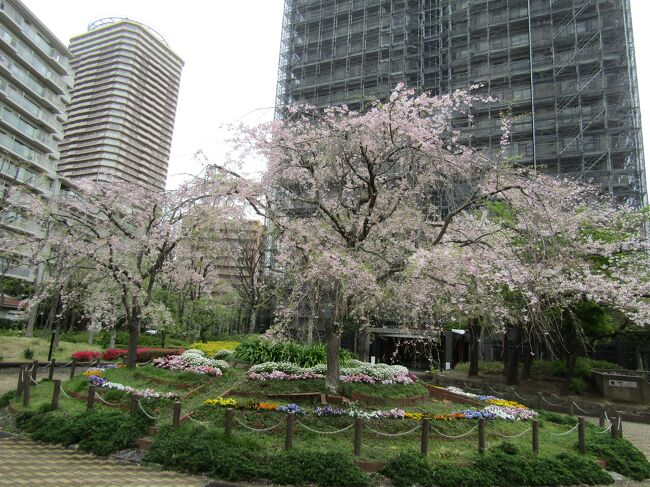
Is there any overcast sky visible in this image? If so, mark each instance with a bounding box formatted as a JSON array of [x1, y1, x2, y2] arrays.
[[21, 0, 650, 197]]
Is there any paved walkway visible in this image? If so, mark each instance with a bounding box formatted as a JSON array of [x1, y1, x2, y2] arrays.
[[0, 367, 71, 397], [587, 417, 650, 460], [0, 435, 207, 487]]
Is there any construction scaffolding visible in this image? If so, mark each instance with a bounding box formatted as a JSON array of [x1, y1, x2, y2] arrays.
[[275, 0, 646, 206]]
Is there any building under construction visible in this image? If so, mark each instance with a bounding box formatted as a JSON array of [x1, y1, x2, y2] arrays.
[[276, 0, 647, 206]]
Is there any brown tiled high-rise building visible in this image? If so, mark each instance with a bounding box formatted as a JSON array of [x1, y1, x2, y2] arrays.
[[59, 18, 183, 191]]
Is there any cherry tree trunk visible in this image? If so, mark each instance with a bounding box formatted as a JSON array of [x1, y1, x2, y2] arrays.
[[562, 354, 578, 395], [325, 320, 341, 393], [25, 304, 38, 337], [109, 327, 116, 349], [505, 327, 521, 386], [126, 316, 141, 369], [468, 321, 480, 377], [247, 306, 257, 335]]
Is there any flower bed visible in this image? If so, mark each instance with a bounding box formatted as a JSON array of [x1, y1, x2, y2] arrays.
[[439, 386, 538, 421], [247, 360, 415, 385], [72, 351, 102, 361], [87, 374, 178, 400], [152, 349, 229, 376]]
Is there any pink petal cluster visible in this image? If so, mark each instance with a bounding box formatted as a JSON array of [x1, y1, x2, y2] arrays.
[[153, 355, 222, 377], [340, 373, 414, 385], [247, 371, 324, 381]]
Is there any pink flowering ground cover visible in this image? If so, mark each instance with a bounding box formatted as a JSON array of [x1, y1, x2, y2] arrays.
[[153, 354, 223, 377]]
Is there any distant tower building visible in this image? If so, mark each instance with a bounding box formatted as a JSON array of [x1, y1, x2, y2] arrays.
[[0, 0, 71, 291], [59, 18, 183, 191], [276, 0, 646, 206]]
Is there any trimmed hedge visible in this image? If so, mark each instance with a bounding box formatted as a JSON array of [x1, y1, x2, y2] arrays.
[[16, 408, 151, 456], [382, 443, 613, 487], [587, 434, 650, 480], [145, 424, 368, 486]]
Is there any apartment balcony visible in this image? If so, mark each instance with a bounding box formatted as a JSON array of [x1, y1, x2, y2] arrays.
[[0, 1, 70, 74], [0, 131, 54, 174], [0, 211, 43, 236], [0, 106, 56, 153], [0, 79, 59, 134], [0, 53, 66, 113], [0, 257, 33, 281], [0, 26, 69, 93], [0, 160, 52, 195]]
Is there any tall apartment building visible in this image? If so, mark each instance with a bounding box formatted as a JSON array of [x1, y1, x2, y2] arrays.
[[59, 18, 183, 192], [276, 0, 646, 206], [0, 0, 72, 292]]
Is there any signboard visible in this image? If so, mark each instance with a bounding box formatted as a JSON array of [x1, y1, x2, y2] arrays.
[[608, 379, 638, 388]]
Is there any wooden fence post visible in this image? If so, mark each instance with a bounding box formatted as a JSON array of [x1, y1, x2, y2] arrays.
[[225, 408, 234, 437], [610, 417, 618, 439], [51, 380, 61, 411], [172, 401, 181, 428], [48, 359, 56, 381], [130, 395, 138, 415], [578, 416, 585, 454], [16, 366, 25, 398], [536, 392, 543, 410], [87, 385, 96, 410], [420, 418, 429, 455], [30, 361, 38, 384], [532, 420, 539, 454], [285, 412, 295, 450], [478, 418, 485, 454], [22, 371, 30, 407], [69, 359, 77, 379], [568, 401, 575, 416], [599, 407, 606, 428], [616, 415, 623, 439], [354, 418, 363, 457]]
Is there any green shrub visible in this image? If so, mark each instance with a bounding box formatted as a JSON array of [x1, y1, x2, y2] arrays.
[[0, 390, 15, 408], [146, 425, 369, 486], [381, 452, 434, 487], [234, 336, 352, 367], [537, 410, 580, 427], [382, 445, 612, 487], [268, 450, 369, 487], [587, 434, 650, 480], [15, 408, 150, 456], [145, 425, 264, 481], [22, 348, 34, 359]]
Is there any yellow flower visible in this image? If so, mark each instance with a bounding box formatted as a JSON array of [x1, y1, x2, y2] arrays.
[[485, 399, 528, 410], [83, 369, 103, 377], [405, 412, 423, 421], [204, 397, 238, 407]]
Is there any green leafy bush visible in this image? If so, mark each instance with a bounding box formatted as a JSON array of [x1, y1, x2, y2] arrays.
[[146, 425, 369, 486], [145, 425, 264, 481], [234, 336, 352, 367], [15, 408, 150, 456], [0, 390, 15, 408], [268, 450, 369, 487], [587, 434, 650, 480], [382, 445, 612, 487], [22, 348, 34, 359]]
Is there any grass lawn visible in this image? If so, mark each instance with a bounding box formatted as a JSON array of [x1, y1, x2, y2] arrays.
[[5, 363, 606, 464], [0, 336, 102, 362]]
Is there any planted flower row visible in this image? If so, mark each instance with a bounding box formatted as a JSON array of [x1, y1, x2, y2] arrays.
[[86, 374, 178, 400], [203, 397, 521, 421], [152, 349, 229, 376], [247, 360, 415, 385], [440, 386, 538, 421]]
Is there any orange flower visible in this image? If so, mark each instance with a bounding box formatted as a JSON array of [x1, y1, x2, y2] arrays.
[[258, 402, 279, 411]]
